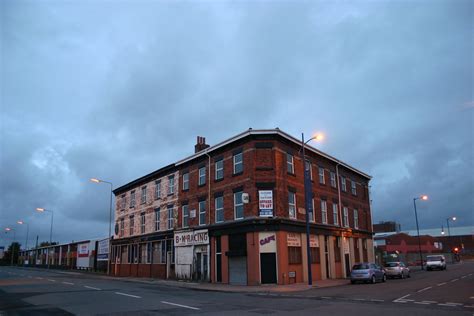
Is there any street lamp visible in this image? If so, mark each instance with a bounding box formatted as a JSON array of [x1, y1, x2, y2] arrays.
[[413, 195, 428, 270], [446, 216, 456, 236], [301, 132, 324, 286], [90, 178, 113, 275], [5, 227, 16, 266], [441, 225, 445, 235], [17, 220, 29, 250], [36, 207, 54, 269]]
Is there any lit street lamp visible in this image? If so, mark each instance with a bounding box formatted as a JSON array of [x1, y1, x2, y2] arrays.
[[36, 207, 54, 269], [300, 132, 324, 286], [17, 220, 29, 250], [446, 216, 456, 236], [90, 178, 113, 275], [413, 195, 428, 270], [441, 225, 445, 235], [5, 227, 16, 266]]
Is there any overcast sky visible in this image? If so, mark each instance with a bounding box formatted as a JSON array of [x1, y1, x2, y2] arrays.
[[1, 0, 472, 248]]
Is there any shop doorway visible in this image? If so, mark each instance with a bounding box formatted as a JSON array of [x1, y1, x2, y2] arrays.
[[345, 253, 351, 277], [260, 253, 277, 284], [195, 252, 208, 281]]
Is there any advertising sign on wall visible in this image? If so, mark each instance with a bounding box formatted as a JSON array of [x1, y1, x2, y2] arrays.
[[259, 232, 276, 253], [78, 243, 89, 258], [287, 233, 301, 247], [343, 237, 350, 254], [97, 238, 109, 261], [258, 190, 273, 217], [175, 229, 209, 247], [310, 235, 319, 248]]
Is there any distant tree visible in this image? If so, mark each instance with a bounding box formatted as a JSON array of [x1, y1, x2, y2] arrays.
[[1, 242, 21, 265], [39, 241, 58, 247]]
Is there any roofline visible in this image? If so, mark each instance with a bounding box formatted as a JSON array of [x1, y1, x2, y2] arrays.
[[176, 128, 371, 179], [113, 163, 176, 195]]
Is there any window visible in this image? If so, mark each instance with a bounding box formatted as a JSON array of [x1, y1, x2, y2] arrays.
[[167, 205, 174, 229], [234, 191, 244, 219], [310, 246, 320, 263], [343, 207, 349, 227], [321, 200, 328, 224], [333, 203, 339, 226], [288, 247, 302, 264], [120, 218, 124, 237], [121, 194, 126, 210], [130, 190, 136, 208], [341, 177, 347, 192], [199, 200, 206, 225], [287, 153, 294, 174], [310, 198, 315, 222], [215, 159, 224, 180], [129, 215, 134, 235], [182, 204, 189, 228], [305, 160, 312, 180], [168, 176, 175, 195], [146, 242, 152, 264], [198, 167, 206, 186], [351, 180, 357, 195], [288, 191, 296, 219], [155, 180, 161, 199], [233, 152, 243, 174], [330, 172, 336, 188], [141, 186, 147, 204], [215, 196, 224, 223], [319, 167, 325, 184], [154, 208, 160, 231], [354, 209, 359, 229], [140, 212, 145, 234], [182, 172, 189, 190]]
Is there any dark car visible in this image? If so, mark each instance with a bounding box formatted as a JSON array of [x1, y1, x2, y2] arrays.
[[350, 263, 386, 284]]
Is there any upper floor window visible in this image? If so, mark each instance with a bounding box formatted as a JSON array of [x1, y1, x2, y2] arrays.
[[154, 208, 160, 231], [167, 205, 174, 229], [182, 172, 189, 191], [234, 191, 244, 219], [341, 176, 347, 192], [130, 191, 136, 208], [233, 152, 243, 174], [343, 207, 349, 227], [168, 175, 175, 195], [288, 191, 296, 219], [319, 167, 325, 184], [182, 204, 189, 228], [305, 160, 313, 180], [215, 159, 224, 180], [198, 167, 206, 186], [155, 180, 161, 199], [321, 200, 328, 224], [120, 218, 124, 237], [129, 215, 134, 235], [121, 194, 126, 210], [330, 172, 336, 188], [215, 196, 224, 223], [354, 209, 359, 229], [141, 186, 147, 204], [287, 153, 294, 174], [140, 212, 146, 234], [333, 203, 339, 226], [199, 200, 206, 225], [310, 198, 315, 222], [351, 180, 357, 195]]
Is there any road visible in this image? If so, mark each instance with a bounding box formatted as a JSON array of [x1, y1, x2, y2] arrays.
[[0, 261, 473, 315]]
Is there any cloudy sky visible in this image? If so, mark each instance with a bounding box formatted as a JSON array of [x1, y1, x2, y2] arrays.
[[1, 0, 472, 248]]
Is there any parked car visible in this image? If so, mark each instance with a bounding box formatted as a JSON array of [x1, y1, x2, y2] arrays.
[[350, 263, 386, 284], [384, 262, 410, 279], [426, 255, 447, 271]]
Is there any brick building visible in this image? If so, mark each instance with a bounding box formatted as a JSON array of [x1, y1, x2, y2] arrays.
[[110, 129, 374, 285]]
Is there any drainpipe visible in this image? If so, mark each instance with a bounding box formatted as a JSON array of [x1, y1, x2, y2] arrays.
[[204, 151, 211, 226], [335, 163, 342, 228]]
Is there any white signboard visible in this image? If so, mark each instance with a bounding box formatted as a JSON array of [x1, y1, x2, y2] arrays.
[[343, 238, 350, 254], [175, 229, 209, 247], [310, 235, 319, 248], [78, 243, 89, 258], [190, 209, 196, 218], [287, 233, 301, 247], [259, 190, 273, 217], [97, 238, 109, 261], [259, 232, 277, 253]]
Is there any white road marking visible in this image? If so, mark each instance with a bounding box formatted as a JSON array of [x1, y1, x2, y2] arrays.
[[437, 282, 447, 286], [470, 297, 474, 299], [421, 301, 438, 304], [438, 303, 463, 307], [415, 302, 431, 305], [417, 286, 432, 293], [461, 276, 467, 279], [395, 294, 411, 301], [464, 305, 474, 308], [445, 302, 463, 306], [370, 299, 385, 302], [394, 301, 407, 303], [35, 277, 43, 280], [321, 296, 332, 299], [451, 278, 459, 282], [47, 279, 56, 282], [161, 301, 200, 310], [352, 298, 366, 301], [62, 282, 74, 285], [115, 292, 141, 299], [84, 286, 101, 290]]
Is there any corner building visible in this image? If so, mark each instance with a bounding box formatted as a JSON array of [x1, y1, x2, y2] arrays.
[[111, 129, 374, 285]]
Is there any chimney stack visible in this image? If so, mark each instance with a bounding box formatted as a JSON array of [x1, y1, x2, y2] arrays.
[[195, 136, 210, 153]]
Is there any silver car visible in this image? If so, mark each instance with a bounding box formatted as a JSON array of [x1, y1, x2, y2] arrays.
[[384, 262, 410, 279], [426, 255, 447, 271], [350, 263, 386, 284]]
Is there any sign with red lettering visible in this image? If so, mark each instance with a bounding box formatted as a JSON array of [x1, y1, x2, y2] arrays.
[[259, 190, 273, 217], [78, 243, 89, 257], [174, 229, 209, 247]]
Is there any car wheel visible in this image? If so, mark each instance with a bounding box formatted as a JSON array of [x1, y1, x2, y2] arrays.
[[407, 272, 411, 278], [351, 280, 355, 284], [401, 272, 405, 279], [371, 275, 376, 284], [382, 274, 387, 283]]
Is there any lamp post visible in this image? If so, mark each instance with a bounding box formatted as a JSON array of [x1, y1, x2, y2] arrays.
[[413, 195, 428, 270], [446, 216, 456, 236], [441, 225, 445, 235], [36, 208, 54, 269], [17, 221, 29, 250], [5, 227, 16, 266], [90, 178, 113, 275], [300, 132, 324, 286]]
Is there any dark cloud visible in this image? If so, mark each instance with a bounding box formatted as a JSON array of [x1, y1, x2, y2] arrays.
[[1, 0, 472, 247]]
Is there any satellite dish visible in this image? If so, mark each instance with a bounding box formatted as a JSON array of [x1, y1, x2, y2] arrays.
[[242, 193, 250, 204]]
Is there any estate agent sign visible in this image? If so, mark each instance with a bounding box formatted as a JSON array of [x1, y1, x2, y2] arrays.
[[259, 190, 273, 217]]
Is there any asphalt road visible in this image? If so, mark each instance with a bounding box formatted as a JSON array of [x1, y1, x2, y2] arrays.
[[0, 261, 473, 315]]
